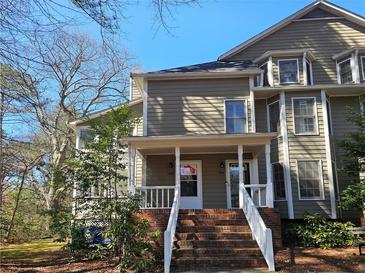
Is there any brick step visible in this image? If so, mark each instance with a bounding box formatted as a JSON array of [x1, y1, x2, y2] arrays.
[[177, 219, 247, 226], [174, 239, 258, 249], [173, 247, 262, 257], [176, 225, 251, 233], [179, 209, 242, 214], [171, 256, 267, 269], [175, 232, 252, 241], [178, 213, 245, 220], [171, 266, 268, 273]]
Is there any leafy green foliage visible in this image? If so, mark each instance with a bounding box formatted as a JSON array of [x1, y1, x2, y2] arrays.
[[287, 213, 358, 249], [339, 98, 365, 211]]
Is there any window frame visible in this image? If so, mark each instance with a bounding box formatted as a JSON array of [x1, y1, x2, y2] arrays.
[[272, 162, 287, 202], [361, 56, 365, 81], [267, 100, 280, 133], [336, 57, 353, 84], [224, 99, 248, 134], [291, 97, 319, 136], [296, 159, 325, 201], [305, 59, 313, 86], [77, 126, 93, 149], [278, 58, 300, 84]]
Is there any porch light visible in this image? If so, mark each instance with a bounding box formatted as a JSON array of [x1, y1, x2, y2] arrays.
[[220, 162, 225, 169], [169, 162, 174, 168]]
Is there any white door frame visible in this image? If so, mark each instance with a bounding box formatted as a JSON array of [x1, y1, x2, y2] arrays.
[[180, 160, 203, 209], [225, 159, 259, 208]]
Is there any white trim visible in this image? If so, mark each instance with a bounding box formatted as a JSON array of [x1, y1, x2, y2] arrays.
[[224, 99, 249, 134], [296, 159, 325, 201], [271, 162, 287, 202], [293, 16, 344, 22], [280, 92, 294, 218], [218, 1, 365, 60], [336, 57, 353, 84], [129, 76, 133, 101], [278, 59, 300, 84], [321, 90, 337, 218], [249, 77, 256, 132], [238, 145, 244, 208], [143, 79, 148, 136], [265, 143, 274, 208], [253, 49, 316, 64], [352, 50, 360, 84], [291, 96, 319, 135], [361, 56, 365, 81], [268, 57, 273, 87], [76, 125, 91, 149], [267, 100, 280, 133], [303, 53, 307, 86]]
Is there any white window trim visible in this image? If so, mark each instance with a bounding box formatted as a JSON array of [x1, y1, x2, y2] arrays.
[[259, 61, 268, 87], [336, 57, 353, 84], [76, 125, 91, 150], [272, 162, 287, 202], [266, 100, 280, 133], [278, 58, 300, 84], [361, 56, 365, 81], [291, 96, 319, 136], [296, 159, 325, 201], [224, 99, 248, 134]]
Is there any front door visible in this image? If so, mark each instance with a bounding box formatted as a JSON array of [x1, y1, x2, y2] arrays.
[[225, 161, 251, 208], [180, 160, 203, 209]]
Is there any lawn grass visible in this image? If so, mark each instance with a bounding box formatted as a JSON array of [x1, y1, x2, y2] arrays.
[[0, 239, 66, 261]]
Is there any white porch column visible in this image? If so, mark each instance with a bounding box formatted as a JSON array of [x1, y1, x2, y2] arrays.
[[238, 145, 244, 208], [175, 147, 181, 188], [128, 146, 136, 195], [265, 143, 274, 208]]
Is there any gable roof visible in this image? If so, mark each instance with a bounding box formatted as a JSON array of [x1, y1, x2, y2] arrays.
[[218, 0, 365, 61]]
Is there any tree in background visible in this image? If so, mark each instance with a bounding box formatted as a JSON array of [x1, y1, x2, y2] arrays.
[[339, 97, 365, 213]]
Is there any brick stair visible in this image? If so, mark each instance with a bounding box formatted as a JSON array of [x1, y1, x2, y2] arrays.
[[171, 209, 268, 272]]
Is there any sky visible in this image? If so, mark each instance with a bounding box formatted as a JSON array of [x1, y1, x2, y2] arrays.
[[83, 0, 365, 72]]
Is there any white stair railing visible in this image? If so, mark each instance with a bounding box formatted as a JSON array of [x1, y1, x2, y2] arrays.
[[135, 186, 175, 208], [241, 185, 275, 271], [164, 186, 180, 273]]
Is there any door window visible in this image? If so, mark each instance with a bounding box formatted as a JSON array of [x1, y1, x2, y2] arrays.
[[181, 163, 198, 197], [228, 162, 250, 208]]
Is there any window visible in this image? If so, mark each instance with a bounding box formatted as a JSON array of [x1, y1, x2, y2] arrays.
[[297, 160, 324, 200], [272, 163, 286, 201], [268, 101, 280, 132], [225, 100, 246, 134], [361, 56, 365, 80], [260, 62, 269, 86], [79, 128, 94, 148], [278, 59, 299, 84], [305, 59, 312, 85], [292, 98, 318, 135], [338, 58, 353, 84]]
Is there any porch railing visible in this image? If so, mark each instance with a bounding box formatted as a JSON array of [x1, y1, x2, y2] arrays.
[[241, 184, 275, 271], [244, 184, 267, 207], [164, 186, 180, 273], [135, 186, 175, 208]]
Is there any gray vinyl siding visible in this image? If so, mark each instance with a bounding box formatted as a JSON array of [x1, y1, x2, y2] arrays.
[[285, 91, 332, 218], [330, 96, 362, 219], [255, 99, 267, 132], [147, 78, 251, 136], [146, 153, 258, 208], [131, 78, 141, 100], [228, 18, 365, 85]]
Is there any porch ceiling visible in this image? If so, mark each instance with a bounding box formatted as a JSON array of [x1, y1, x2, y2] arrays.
[[125, 133, 276, 152]]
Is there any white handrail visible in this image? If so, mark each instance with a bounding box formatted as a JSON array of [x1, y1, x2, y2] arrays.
[[164, 186, 180, 273], [241, 184, 275, 271], [136, 186, 175, 208]]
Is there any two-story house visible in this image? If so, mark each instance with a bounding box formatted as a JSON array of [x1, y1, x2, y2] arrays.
[[70, 1, 365, 272]]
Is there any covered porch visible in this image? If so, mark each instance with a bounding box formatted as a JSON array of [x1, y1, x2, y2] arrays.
[[126, 133, 277, 210]]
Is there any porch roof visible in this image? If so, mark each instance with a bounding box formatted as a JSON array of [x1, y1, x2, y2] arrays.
[[125, 133, 277, 150]]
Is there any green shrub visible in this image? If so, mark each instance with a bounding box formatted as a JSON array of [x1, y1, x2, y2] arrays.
[[287, 212, 359, 249]]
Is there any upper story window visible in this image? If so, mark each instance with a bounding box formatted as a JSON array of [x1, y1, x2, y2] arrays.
[[297, 160, 324, 200], [361, 56, 365, 80], [225, 100, 247, 134], [260, 62, 269, 86], [305, 59, 313, 85], [292, 97, 318, 135], [268, 101, 280, 133], [337, 58, 353, 84], [278, 59, 299, 84], [272, 163, 286, 201], [78, 128, 94, 149]]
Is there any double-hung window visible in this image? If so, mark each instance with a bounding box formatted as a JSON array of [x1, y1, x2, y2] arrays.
[[272, 163, 286, 201], [292, 98, 318, 135], [297, 160, 324, 200], [79, 128, 94, 149], [337, 58, 353, 84], [268, 101, 280, 132], [260, 62, 269, 87], [225, 100, 246, 134], [279, 59, 299, 84]]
